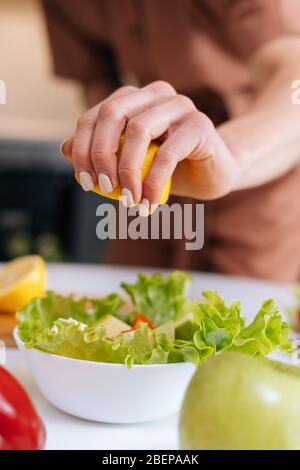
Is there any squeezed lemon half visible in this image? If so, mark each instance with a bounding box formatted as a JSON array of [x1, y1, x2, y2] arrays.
[[0, 255, 46, 312], [67, 137, 171, 205]]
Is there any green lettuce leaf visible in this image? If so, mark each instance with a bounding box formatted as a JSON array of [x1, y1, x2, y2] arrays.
[[174, 291, 293, 365], [17, 291, 123, 345], [16, 274, 292, 367], [231, 299, 292, 355], [120, 271, 193, 326], [18, 316, 181, 367]]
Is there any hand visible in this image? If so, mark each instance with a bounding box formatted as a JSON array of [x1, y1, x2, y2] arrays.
[[62, 81, 240, 214]]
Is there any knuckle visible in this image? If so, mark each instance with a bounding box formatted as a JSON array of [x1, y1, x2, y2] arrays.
[[91, 148, 108, 165], [77, 112, 94, 130], [143, 176, 159, 196], [193, 111, 213, 130], [99, 101, 121, 121], [72, 147, 88, 165], [120, 85, 137, 94], [152, 80, 176, 96], [118, 164, 135, 182], [176, 94, 195, 109], [126, 119, 147, 139], [157, 147, 174, 164]]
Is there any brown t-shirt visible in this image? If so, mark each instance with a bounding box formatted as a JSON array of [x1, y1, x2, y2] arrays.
[[42, 0, 300, 281]]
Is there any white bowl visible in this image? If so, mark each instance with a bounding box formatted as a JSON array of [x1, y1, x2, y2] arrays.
[[14, 328, 195, 424]]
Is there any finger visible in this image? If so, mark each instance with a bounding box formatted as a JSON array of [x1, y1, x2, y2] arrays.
[[140, 111, 213, 214], [64, 86, 138, 192], [91, 82, 176, 196], [172, 114, 238, 199], [119, 94, 195, 206], [71, 104, 101, 190], [142, 80, 176, 97], [61, 86, 137, 160], [60, 137, 73, 160]]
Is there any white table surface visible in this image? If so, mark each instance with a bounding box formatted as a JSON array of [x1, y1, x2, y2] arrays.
[[3, 263, 294, 450]]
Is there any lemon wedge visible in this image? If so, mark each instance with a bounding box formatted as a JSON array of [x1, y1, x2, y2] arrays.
[[67, 137, 172, 205], [0, 255, 46, 312]]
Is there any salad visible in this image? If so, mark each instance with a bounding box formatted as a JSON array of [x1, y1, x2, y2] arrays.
[[17, 271, 292, 367]]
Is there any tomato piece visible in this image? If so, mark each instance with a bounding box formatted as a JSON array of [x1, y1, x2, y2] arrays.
[[132, 313, 154, 329]]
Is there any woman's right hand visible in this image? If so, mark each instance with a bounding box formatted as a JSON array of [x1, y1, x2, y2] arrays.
[[61, 80, 239, 215]]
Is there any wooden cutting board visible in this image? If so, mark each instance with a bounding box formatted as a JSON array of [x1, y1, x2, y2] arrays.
[[0, 313, 17, 347]]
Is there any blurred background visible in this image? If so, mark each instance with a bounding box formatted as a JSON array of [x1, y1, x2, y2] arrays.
[[0, 0, 106, 263]]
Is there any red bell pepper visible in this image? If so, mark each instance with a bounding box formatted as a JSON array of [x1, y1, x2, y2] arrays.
[[0, 366, 46, 450], [132, 313, 154, 330]]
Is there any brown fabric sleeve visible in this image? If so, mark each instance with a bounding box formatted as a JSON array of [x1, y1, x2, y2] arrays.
[[194, 0, 299, 60], [40, 0, 120, 87]]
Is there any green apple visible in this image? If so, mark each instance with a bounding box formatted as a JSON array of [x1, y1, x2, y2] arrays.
[[179, 352, 300, 450]]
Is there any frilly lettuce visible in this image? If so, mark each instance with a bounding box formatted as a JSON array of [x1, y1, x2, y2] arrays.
[[121, 271, 193, 326], [17, 291, 124, 345], [16, 272, 293, 367], [18, 314, 180, 367], [174, 291, 292, 365]]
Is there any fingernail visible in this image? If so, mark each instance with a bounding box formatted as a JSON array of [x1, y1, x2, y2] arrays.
[[98, 173, 113, 194], [60, 140, 67, 157], [79, 171, 94, 191], [121, 188, 135, 208], [139, 199, 150, 217], [149, 203, 159, 215]]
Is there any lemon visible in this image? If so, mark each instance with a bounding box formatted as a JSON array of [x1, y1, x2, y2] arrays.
[[0, 256, 46, 312], [68, 137, 171, 204]]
